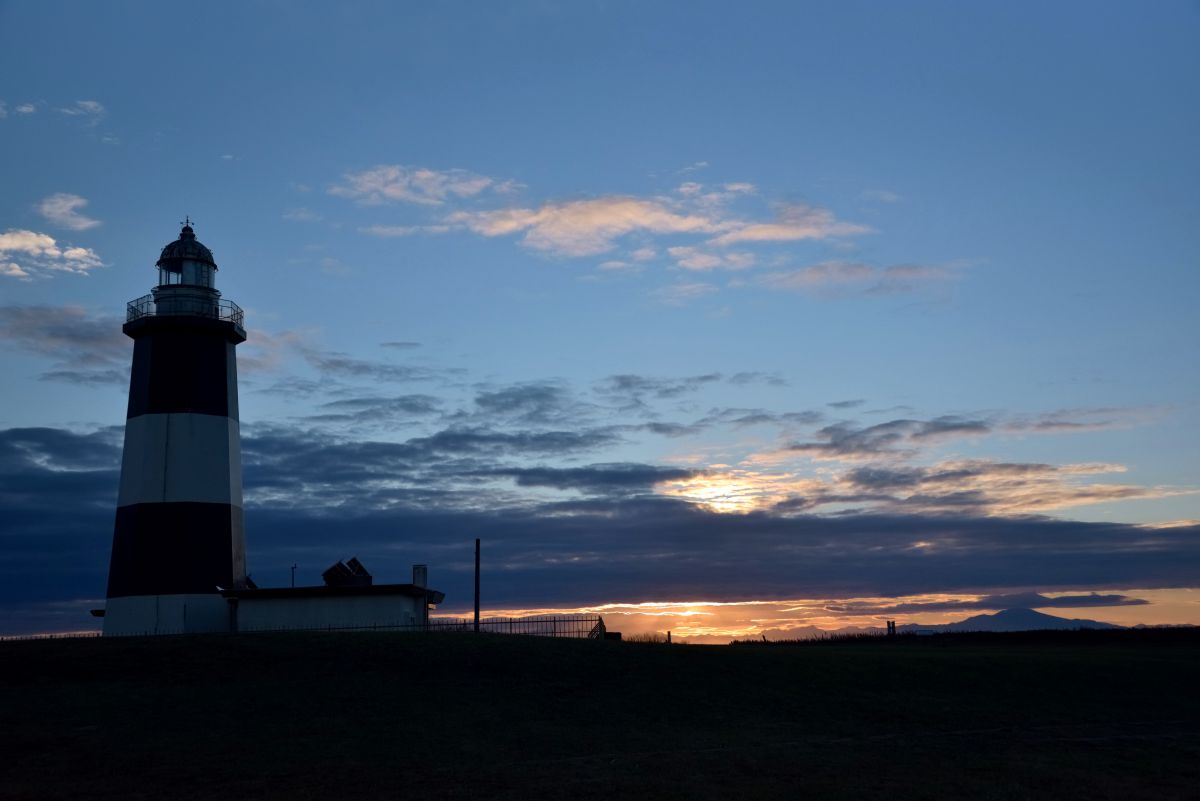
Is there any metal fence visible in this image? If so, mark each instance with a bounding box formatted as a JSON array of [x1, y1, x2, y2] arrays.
[[126, 293, 245, 327], [0, 631, 101, 642], [441, 615, 607, 639], [238, 615, 606, 639], [2, 616, 606, 641]]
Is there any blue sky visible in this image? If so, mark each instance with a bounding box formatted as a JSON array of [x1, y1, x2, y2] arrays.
[[1, 2, 1198, 637]]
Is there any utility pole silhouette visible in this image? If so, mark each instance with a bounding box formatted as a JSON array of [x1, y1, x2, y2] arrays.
[[473, 538, 480, 633]]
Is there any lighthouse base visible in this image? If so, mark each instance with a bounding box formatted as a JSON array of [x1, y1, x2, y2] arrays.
[[102, 594, 231, 636]]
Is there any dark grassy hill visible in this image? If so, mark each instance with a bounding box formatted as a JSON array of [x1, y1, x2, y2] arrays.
[[1, 630, 1197, 800]]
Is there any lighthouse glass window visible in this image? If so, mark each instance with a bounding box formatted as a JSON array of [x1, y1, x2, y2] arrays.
[[181, 260, 214, 287], [165, 260, 214, 287]]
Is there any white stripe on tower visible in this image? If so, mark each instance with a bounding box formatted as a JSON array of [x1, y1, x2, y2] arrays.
[[117, 414, 243, 506]]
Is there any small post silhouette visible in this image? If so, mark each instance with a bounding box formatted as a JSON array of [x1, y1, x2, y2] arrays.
[[473, 538, 481, 633]]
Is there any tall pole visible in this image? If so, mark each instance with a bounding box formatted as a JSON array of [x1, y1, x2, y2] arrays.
[[473, 538, 481, 633], [290, 563, 297, 588]]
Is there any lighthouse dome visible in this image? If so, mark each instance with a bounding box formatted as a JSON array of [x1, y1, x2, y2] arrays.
[[156, 224, 217, 270]]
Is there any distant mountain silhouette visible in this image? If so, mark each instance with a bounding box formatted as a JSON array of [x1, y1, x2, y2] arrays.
[[900, 607, 1123, 633]]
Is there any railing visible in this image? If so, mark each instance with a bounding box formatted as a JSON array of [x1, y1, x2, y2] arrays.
[[126, 293, 244, 327], [243, 615, 607, 638], [18, 615, 608, 640], [0, 631, 101, 642]]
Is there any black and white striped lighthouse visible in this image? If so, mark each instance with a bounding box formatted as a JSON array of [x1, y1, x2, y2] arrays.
[[103, 222, 248, 635]]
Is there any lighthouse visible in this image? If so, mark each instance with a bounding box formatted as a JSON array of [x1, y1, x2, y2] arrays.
[[103, 222, 249, 635]]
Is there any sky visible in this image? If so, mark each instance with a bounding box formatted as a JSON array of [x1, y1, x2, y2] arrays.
[[1, 1, 1198, 639]]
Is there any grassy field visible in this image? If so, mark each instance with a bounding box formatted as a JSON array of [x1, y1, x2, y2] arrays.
[[1, 629, 1197, 800]]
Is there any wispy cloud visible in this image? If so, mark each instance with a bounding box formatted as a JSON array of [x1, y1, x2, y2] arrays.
[[282, 208, 321, 222], [756, 260, 953, 294], [0, 230, 103, 279], [448, 197, 724, 257], [785, 416, 994, 460], [36, 194, 100, 231], [0, 304, 127, 383], [330, 165, 505, 206], [359, 224, 451, 237], [861, 188, 902, 204], [665, 457, 1189, 517], [652, 281, 719, 306], [57, 99, 105, 125], [711, 203, 869, 246], [826, 592, 1148, 616], [596, 373, 724, 406], [445, 193, 864, 259], [667, 246, 755, 271]]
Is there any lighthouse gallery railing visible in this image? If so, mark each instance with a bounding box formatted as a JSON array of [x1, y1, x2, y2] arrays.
[[126, 294, 244, 327]]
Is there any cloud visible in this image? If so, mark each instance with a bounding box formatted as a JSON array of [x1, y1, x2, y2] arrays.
[[358, 224, 450, 237], [380, 341, 421, 350], [711, 203, 869, 246], [15, 104, 35, 114], [488, 463, 701, 495], [652, 282, 718, 305], [0, 305, 127, 383], [448, 197, 724, 257], [596, 373, 724, 405], [302, 394, 443, 426], [756, 261, 952, 294], [330, 165, 501, 206], [697, 407, 820, 428], [825, 592, 1150, 616], [0, 230, 103, 278], [300, 347, 454, 384], [861, 189, 902, 204], [667, 246, 755, 271], [828, 399, 865, 409], [2, 419, 1198, 633], [827, 458, 1181, 516], [281, 208, 322, 222], [37, 194, 101, 231], [727, 372, 788, 387], [1003, 407, 1152, 436], [787, 416, 991, 459], [58, 100, 105, 124], [473, 382, 585, 426]]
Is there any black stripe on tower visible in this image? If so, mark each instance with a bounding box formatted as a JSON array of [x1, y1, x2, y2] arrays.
[[124, 315, 244, 419], [108, 504, 247, 597]]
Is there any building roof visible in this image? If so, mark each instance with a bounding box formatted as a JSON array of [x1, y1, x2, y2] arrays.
[[221, 583, 445, 605], [157, 224, 217, 270]]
